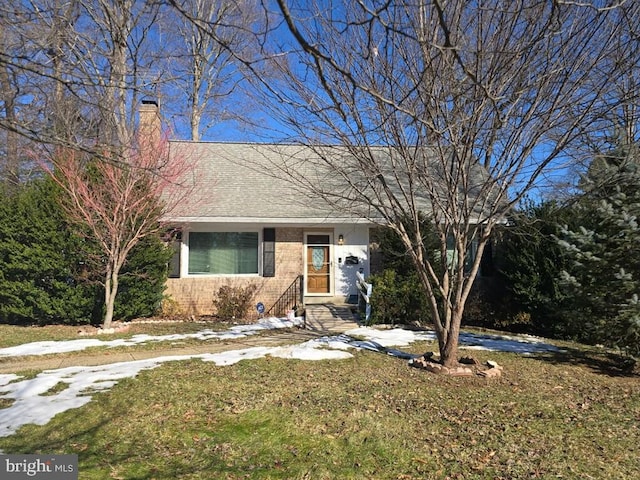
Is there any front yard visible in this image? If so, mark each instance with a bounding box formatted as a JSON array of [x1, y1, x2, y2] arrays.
[[0, 322, 638, 479]]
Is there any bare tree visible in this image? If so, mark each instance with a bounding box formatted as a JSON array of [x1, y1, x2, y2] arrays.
[[160, 0, 255, 141], [41, 132, 195, 328], [548, 3, 640, 199], [72, 0, 166, 148], [0, 0, 164, 155], [220, 0, 638, 367], [0, 1, 84, 152], [0, 16, 21, 187], [2, 0, 256, 147], [0, 3, 52, 186], [163, 0, 261, 140]]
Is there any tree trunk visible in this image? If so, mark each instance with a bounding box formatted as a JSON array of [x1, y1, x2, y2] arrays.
[[0, 57, 20, 187], [103, 266, 119, 329], [438, 308, 463, 368]]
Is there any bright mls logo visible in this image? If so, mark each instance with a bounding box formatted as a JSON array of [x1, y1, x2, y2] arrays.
[[1, 455, 78, 479]]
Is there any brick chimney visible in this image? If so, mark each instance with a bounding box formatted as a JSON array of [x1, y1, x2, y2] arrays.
[[138, 98, 162, 146]]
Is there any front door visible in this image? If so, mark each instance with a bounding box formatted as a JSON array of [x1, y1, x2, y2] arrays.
[[305, 233, 332, 294]]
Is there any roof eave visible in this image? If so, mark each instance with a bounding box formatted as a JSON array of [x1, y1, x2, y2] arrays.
[[163, 216, 376, 225]]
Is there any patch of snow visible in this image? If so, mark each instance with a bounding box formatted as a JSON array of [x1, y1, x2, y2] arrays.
[[0, 374, 20, 387], [459, 331, 561, 354], [201, 347, 277, 366], [0, 317, 304, 358], [344, 327, 436, 346], [268, 340, 354, 361], [0, 358, 182, 437], [345, 326, 560, 355], [0, 339, 351, 438], [0, 321, 561, 438]]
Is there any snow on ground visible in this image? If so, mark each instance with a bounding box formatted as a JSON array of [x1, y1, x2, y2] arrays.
[[458, 331, 563, 354], [0, 338, 352, 438], [0, 316, 305, 358], [0, 320, 560, 438]]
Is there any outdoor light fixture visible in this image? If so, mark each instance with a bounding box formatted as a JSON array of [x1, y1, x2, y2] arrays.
[[338, 234, 344, 245]]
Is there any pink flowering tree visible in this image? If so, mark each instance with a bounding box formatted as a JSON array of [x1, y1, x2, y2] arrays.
[[43, 136, 193, 328]]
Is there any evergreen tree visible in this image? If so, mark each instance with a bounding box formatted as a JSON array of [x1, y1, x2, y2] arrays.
[[0, 179, 171, 325], [368, 216, 440, 325], [0, 179, 99, 324], [559, 146, 640, 358], [114, 235, 173, 321], [497, 199, 575, 336]]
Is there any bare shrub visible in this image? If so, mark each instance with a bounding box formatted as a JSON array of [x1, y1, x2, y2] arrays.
[[213, 284, 258, 320]]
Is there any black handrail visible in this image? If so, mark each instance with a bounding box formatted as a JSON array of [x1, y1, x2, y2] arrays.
[[266, 275, 304, 317]]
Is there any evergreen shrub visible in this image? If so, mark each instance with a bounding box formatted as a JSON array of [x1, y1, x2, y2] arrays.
[[0, 179, 98, 324], [496, 200, 575, 337], [368, 269, 429, 325], [114, 235, 173, 321], [0, 179, 172, 325], [559, 152, 640, 358]]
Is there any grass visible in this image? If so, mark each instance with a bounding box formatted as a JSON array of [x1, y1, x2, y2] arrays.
[[0, 336, 638, 479], [0, 321, 230, 349], [0, 321, 261, 370], [41, 381, 70, 396]]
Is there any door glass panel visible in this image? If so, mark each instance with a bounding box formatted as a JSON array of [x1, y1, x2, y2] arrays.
[[311, 247, 326, 271]]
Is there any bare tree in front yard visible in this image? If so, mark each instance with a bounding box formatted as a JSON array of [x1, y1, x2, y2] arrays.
[[225, 0, 638, 367], [42, 134, 194, 328], [0, 0, 164, 155]]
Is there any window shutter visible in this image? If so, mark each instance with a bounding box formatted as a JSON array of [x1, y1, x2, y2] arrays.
[[263, 228, 276, 277], [168, 230, 182, 278]]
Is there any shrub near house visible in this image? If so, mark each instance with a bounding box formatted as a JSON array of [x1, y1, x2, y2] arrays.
[[0, 179, 96, 325], [213, 284, 258, 320], [0, 179, 171, 325]]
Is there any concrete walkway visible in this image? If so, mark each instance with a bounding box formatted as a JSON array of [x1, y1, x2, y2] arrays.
[[304, 304, 361, 333], [0, 305, 362, 374]]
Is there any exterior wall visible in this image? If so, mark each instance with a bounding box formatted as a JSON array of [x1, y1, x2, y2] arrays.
[[332, 224, 370, 299], [165, 223, 372, 316], [165, 227, 304, 317]]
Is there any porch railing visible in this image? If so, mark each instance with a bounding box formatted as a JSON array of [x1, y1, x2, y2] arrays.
[[267, 275, 304, 318], [355, 271, 372, 324]]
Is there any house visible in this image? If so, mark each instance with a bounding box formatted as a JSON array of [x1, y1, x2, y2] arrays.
[[139, 102, 376, 316], [140, 101, 496, 318]]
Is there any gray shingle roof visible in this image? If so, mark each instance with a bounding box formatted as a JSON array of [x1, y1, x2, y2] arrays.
[[167, 141, 361, 223], [167, 141, 495, 225]]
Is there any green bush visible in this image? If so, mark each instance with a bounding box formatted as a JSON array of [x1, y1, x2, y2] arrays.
[[367, 219, 439, 326], [495, 199, 575, 336], [461, 286, 503, 329], [368, 269, 429, 325], [213, 284, 258, 320], [0, 179, 172, 325], [114, 235, 173, 321], [558, 151, 640, 358], [0, 179, 99, 325]]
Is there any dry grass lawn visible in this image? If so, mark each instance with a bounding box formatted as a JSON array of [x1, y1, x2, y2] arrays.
[[0, 327, 638, 479]]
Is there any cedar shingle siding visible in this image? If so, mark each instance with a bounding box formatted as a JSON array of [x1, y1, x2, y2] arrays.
[[165, 227, 304, 317]]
